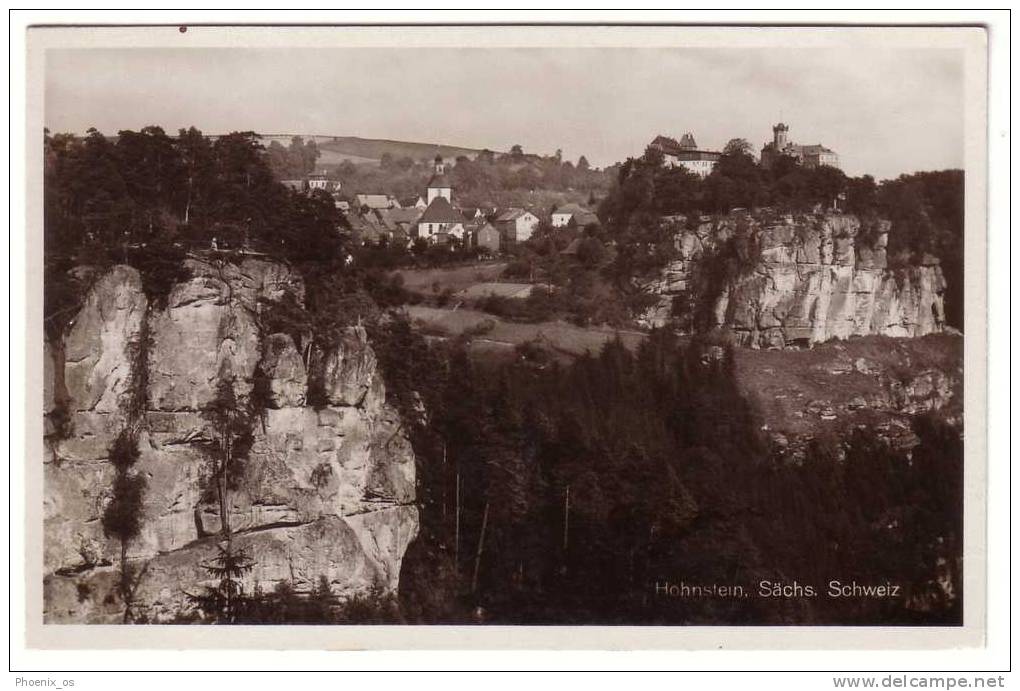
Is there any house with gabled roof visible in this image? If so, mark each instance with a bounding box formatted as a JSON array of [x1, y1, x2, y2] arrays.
[[494, 207, 540, 243], [469, 223, 501, 253], [400, 195, 428, 210], [355, 193, 399, 211], [552, 203, 600, 228]]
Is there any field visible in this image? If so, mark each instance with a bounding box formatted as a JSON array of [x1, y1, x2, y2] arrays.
[[404, 305, 647, 357], [393, 262, 508, 295], [317, 136, 490, 165]]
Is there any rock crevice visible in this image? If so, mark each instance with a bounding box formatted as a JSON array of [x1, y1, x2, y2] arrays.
[[43, 258, 418, 623], [644, 213, 947, 348]]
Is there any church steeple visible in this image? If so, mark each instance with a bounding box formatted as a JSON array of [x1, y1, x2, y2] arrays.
[[426, 155, 453, 205]]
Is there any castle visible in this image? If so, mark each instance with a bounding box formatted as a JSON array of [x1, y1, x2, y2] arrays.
[[647, 133, 721, 178], [760, 123, 840, 170]]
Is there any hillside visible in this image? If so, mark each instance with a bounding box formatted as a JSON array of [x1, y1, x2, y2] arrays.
[[289, 135, 495, 167]]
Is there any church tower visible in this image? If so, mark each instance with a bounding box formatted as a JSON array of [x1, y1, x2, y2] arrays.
[[426, 154, 453, 204]]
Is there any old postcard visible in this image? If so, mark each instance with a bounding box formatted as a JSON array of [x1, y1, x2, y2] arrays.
[[21, 22, 989, 651]]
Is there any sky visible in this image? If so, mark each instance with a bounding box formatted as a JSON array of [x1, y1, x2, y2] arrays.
[[44, 46, 965, 180]]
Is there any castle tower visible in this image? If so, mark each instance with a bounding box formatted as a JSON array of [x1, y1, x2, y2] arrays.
[[773, 122, 790, 150]]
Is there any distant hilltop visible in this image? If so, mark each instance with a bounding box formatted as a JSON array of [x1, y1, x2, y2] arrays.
[[62, 129, 500, 166], [257, 134, 497, 166]]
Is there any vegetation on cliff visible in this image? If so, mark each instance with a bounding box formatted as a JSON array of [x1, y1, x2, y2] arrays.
[[597, 142, 964, 327]]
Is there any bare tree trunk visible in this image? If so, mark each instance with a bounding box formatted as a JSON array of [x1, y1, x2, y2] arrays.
[[471, 501, 490, 595], [454, 471, 460, 576], [120, 540, 132, 624], [217, 471, 229, 539], [441, 441, 447, 523], [218, 427, 232, 541], [563, 485, 570, 553]]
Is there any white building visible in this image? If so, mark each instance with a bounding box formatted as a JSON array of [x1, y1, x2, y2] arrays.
[[648, 133, 721, 178]]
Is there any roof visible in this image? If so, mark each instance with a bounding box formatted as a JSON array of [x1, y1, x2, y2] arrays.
[[355, 194, 395, 210], [572, 211, 600, 227], [427, 172, 453, 189], [651, 135, 681, 151], [649, 135, 720, 159], [553, 203, 590, 217], [561, 237, 582, 255], [799, 144, 837, 155], [418, 197, 467, 224], [373, 209, 397, 231], [495, 207, 535, 223], [280, 180, 305, 191], [386, 207, 423, 224]]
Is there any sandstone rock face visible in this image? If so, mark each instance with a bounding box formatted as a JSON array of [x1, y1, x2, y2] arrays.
[[643, 214, 947, 348], [54, 266, 148, 464], [259, 333, 307, 408], [310, 325, 381, 407], [43, 259, 418, 623]]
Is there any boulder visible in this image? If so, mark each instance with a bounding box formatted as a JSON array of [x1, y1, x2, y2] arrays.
[[44, 510, 419, 623]]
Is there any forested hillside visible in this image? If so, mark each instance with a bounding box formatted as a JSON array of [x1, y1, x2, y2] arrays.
[[377, 323, 962, 625]]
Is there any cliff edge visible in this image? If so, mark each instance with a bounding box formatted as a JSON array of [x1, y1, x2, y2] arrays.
[[43, 258, 418, 623]]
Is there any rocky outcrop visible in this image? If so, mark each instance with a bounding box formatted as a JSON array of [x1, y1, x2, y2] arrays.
[[643, 213, 947, 348], [53, 266, 148, 463], [258, 333, 307, 408], [43, 258, 418, 623], [310, 325, 380, 407]]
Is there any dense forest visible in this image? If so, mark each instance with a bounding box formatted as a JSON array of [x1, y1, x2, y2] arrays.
[[375, 323, 962, 625], [43, 126, 349, 341]]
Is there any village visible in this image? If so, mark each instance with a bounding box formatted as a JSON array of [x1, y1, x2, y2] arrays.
[[282, 153, 601, 256], [276, 121, 840, 259]]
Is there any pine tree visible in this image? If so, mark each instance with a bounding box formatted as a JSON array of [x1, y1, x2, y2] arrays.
[[101, 429, 147, 623], [188, 543, 255, 624]]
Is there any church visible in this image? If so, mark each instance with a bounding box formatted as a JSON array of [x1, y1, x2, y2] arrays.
[[416, 155, 465, 241]]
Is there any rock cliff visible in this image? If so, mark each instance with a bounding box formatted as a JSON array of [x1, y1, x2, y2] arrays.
[[43, 258, 418, 623], [643, 213, 947, 348]]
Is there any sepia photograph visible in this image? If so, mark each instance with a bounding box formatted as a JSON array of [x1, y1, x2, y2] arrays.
[[21, 21, 992, 651]]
